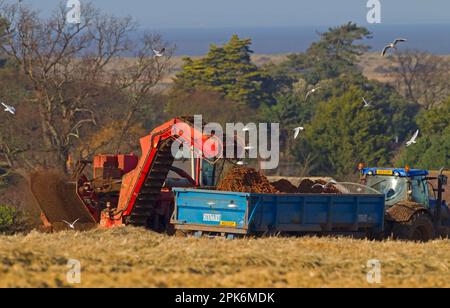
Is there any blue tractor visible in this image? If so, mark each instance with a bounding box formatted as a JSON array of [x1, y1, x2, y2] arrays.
[[360, 166, 449, 241]]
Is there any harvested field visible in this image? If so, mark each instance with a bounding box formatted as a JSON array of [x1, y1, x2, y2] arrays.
[[0, 227, 448, 288]]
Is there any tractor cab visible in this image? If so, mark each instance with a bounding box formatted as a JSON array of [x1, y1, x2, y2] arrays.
[[360, 167, 431, 208]]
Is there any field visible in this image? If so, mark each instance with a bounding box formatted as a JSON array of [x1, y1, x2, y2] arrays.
[[0, 227, 449, 288], [164, 53, 450, 85]]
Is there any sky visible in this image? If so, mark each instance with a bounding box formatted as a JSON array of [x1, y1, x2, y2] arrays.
[[17, 0, 450, 29]]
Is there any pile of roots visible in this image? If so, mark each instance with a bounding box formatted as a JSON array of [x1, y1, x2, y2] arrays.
[[217, 167, 278, 193], [217, 167, 341, 194]]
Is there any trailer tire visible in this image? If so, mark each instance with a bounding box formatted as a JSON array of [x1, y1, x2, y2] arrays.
[[392, 212, 435, 242]]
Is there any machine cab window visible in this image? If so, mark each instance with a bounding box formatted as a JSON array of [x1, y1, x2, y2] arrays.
[[411, 176, 429, 207]]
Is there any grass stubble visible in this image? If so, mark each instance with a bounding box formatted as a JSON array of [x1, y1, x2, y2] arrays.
[[0, 226, 448, 288]]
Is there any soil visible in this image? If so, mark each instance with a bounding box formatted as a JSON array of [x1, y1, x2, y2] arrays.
[[29, 170, 96, 230], [298, 179, 341, 194], [0, 177, 42, 227], [271, 179, 298, 193], [217, 167, 278, 193]]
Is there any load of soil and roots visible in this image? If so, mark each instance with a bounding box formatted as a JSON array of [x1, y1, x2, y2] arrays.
[[217, 167, 341, 194], [297, 179, 341, 194], [217, 167, 278, 193], [271, 179, 298, 193]]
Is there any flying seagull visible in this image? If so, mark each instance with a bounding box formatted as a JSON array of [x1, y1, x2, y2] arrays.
[[312, 180, 338, 190], [153, 48, 166, 58], [62, 218, 81, 230], [1, 102, 16, 115], [293, 127, 305, 139], [305, 87, 320, 100], [406, 129, 419, 147], [381, 38, 407, 56], [362, 97, 371, 108]]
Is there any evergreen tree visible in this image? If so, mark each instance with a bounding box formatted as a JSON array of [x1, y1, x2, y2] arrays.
[[291, 75, 417, 177], [398, 99, 450, 169], [173, 35, 275, 108]]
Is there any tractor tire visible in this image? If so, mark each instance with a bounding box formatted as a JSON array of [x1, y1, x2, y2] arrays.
[[436, 226, 450, 239], [392, 212, 435, 242]]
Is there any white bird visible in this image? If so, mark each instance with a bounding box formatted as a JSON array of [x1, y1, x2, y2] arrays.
[[312, 180, 338, 190], [153, 48, 166, 57], [381, 38, 407, 56], [1, 102, 16, 115], [305, 87, 320, 100], [62, 218, 81, 230], [362, 97, 371, 108], [406, 129, 419, 147], [236, 161, 247, 166], [293, 127, 305, 139]]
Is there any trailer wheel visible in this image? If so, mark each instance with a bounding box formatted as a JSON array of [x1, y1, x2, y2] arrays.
[[392, 212, 435, 242]]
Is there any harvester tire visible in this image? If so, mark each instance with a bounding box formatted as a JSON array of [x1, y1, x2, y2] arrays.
[[392, 212, 435, 242]]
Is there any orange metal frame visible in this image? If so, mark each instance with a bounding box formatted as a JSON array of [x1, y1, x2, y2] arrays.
[[115, 118, 222, 220]]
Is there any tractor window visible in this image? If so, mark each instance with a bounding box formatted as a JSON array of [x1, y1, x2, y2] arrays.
[[202, 160, 216, 186], [411, 176, 429, 208], [366, 175, 407, 206]]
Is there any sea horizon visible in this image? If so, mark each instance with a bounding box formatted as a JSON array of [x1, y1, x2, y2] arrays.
[[146, 24, 450, 56]]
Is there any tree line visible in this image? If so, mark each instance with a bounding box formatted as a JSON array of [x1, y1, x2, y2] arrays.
[[168, 24, 449, 178]]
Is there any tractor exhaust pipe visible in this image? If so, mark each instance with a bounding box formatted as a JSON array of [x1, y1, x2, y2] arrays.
[[435, 167, 448, 227]]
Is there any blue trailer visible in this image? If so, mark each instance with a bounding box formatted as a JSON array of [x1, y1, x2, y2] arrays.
[[171, 188, 386, 237]]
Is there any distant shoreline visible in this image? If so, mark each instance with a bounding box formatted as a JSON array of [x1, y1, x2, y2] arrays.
[[151, 24, 450, 56]]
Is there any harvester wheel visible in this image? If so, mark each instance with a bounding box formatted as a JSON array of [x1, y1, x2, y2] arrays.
[[392, 212, 435, 242]]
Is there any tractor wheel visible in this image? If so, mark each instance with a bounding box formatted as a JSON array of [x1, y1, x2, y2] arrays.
[[436, 226, 450, 239], [392, 212, 435, 242]]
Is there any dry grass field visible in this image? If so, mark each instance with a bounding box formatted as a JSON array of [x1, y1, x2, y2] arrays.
[[166, 52, 450, 85], [0, 227, 448, 288]]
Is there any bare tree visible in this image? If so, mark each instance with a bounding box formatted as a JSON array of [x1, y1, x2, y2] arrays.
[[389, 50, 450, 110], [109, 33, 173, 152], [0, 1, 172, 172]]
